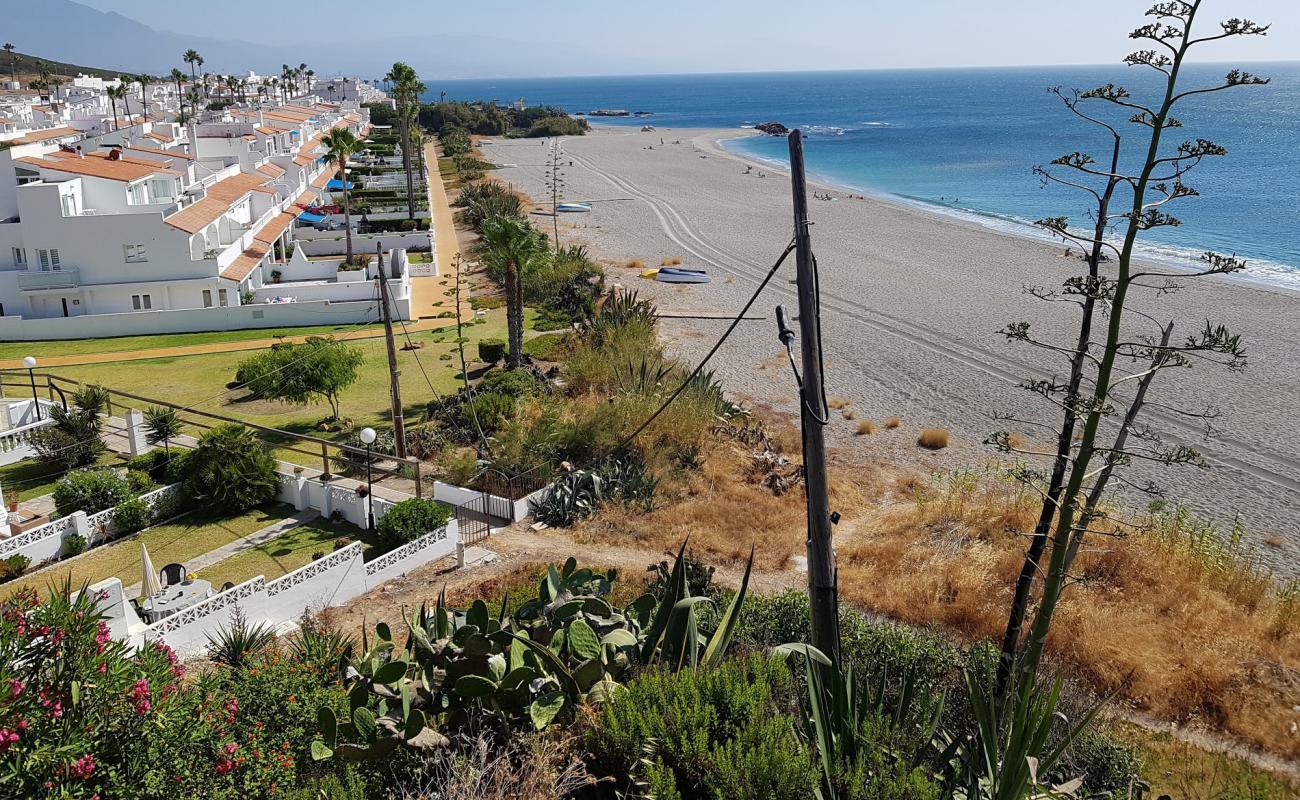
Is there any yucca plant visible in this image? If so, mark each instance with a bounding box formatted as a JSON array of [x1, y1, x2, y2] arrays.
[[206, 609, 278, 670]]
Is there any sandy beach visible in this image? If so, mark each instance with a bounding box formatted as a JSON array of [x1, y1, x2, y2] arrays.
[[485, 126, 1300, 573]]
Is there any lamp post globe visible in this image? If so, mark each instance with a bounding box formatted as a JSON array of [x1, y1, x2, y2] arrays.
[[22, 356, 39, 420], [360, 427, 377, 530]]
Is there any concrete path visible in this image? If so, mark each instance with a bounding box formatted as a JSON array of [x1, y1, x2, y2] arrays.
[[123, 509, 320, 600]]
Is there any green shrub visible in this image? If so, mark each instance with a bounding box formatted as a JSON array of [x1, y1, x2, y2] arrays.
[[375, 498, 453, 549], [128, 448, 189, 484], [181, 425, 279, 514], [112, 497, 151, 535], [62, 533, 88, 557], [478, 369, 539, 398], [125, 469, 156, 495], [587, 654, 819, 799], [53, 469, 132, 517], [477, 338, 506, 363], [523, 332, 570, 361], [0, 553, 30, 583], [524, 116, 587, 138]]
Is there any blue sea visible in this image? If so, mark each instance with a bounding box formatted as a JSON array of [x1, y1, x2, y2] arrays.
[[423, 65, 1300, 289]]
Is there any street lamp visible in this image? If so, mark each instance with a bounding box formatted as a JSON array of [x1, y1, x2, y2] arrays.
[[22, 356, 39, 421], [359, 427, 376, 531]]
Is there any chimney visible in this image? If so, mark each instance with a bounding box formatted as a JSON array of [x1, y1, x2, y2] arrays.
[[186, 120, 199, 158], [258, 109, 265, 127], [76, 146, 84, 159]]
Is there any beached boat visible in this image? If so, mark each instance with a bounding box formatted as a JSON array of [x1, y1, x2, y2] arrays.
[[556, 203, 593, 213], [654, 268, 711, 284]]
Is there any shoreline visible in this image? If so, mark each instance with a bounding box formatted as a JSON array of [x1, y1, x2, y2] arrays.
[[487, 125, 1300, 572], [696, 125, 1300, 298]]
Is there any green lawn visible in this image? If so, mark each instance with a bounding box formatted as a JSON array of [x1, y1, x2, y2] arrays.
[[0, 323, 387, 361], [191, 516, 378, 588], [0, 451, 126, 503], [2, 503, 296, 599], [45, 309, 514, 452]]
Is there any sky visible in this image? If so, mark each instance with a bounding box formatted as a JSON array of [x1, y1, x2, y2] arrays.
[[78, 0, 1299, 74]]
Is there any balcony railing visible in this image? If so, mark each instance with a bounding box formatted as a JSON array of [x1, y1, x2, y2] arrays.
[[17, 268, 81, 290]]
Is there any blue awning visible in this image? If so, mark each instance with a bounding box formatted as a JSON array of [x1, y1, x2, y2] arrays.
[[326, 179, 354, 190], [298, 211, 327, 223]]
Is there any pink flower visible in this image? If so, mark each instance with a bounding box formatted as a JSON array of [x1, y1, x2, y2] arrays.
[[0, 729, 20, 753], [97, 662, 107, 674], [223, 742, 238, 755], [215, 759, 235, 776], [69, 753, 95, 780], [6, 678, 23, 698]]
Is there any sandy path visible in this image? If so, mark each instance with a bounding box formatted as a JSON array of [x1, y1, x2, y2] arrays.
[[488, 127, 1300, 573]]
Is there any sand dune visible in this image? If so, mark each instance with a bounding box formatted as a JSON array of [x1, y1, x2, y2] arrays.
[[486, 126, 1300, 574]]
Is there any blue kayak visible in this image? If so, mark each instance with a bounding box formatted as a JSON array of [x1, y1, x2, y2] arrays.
[[655, 268, 711, 284]]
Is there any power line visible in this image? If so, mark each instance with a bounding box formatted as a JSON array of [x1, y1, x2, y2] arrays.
[[614, 238, 795, 453]]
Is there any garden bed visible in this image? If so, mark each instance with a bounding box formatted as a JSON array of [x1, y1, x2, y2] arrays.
[[191, 515, 376, 588]]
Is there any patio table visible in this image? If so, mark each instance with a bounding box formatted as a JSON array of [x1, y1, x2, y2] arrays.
[[142, 579, 213, 623]]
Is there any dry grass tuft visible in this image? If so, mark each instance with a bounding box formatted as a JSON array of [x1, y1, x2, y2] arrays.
[[842, 409, 856, 420], [1264, 535, 1283, 548], [916, 428, 950, 450], [660, 257, 683, 266], [625, 259, 646, 270], [828, 396, 852, 410], [838, 467, 1300, 761], [856, 420, 876, 436], [884, 416, 902, 429], [1007, 432, 1027, 450]]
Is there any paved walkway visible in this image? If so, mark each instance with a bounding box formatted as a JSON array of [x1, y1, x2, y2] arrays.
[[122, 509, 320, 600]]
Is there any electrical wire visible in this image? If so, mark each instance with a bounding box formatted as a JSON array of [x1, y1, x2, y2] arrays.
[[613, 238, 796, 453]]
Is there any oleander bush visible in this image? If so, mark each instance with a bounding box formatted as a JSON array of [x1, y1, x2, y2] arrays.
[[0, 554, 29, 584], [52, 469, 131, 517], [111, 497, 151, 536]]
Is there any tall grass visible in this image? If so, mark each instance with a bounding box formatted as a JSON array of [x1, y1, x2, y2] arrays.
[[838, 465, 1300, 761]]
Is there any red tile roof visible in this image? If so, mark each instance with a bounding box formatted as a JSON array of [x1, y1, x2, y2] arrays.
[[163, 172, 273, 233], [256, 162, 286, 178], [221, 240, 270, 281], [16, 151, 175, 182], [9, 126, 81, 145]]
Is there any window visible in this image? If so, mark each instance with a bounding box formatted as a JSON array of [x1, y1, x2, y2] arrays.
[[218, 288, 229, 307], [128, 183, 147, 205], [37, 249, 60, 271], [61, 194, 77, 217], [11, 248, 24, 267], [124, 244, 148, 263], [132, 294, 152, 311], [202, 289, 213, 308]]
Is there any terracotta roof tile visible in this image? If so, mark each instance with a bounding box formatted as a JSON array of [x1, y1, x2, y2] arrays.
[[144, 131, 174, 143], [163, 172, 273, 233], [125, 144, 193, 161], [221, 241, 269, 281], [9, 126, 81, 145], [256, 162, 286, 178], [253, 210, 295, 245], [15, 152, 173, 182], [309, 168, 334, 190]]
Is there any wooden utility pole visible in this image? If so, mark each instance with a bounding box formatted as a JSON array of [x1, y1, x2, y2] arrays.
[[788, 130, 839, 667], [375, 244, 408, 459]]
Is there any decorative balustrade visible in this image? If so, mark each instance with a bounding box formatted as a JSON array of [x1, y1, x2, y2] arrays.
[[266, 542, 362, 597], [0, 515, 72, 556], [364, 524, 449, 577], [144, 576, 267, 636], [0, 416, 55, 453]]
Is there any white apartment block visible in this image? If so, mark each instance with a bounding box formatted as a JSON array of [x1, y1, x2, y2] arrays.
[[0, 98, 415, 340]]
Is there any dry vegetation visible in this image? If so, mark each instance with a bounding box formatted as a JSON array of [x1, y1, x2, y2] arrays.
[[885, 416, 903, 429], [660, 257, 683, 266], [916, 428, 950, 450], [828, 395, 852, 410], [574, 423, 869, 572], [856, 420, 876, 436], [836, 467, 1300, 761], [625, 259, 646, 270]]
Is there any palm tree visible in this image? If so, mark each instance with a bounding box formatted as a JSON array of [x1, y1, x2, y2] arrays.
[[185, 88, 202, 120], [321, 128, 361, 264], [304, 68, 314, 94], [297, 63, 308, 92], [183, 49, 202, 90], [136, 74, 151, 121], [2, 43, 15, 85], [143, 406, 181, 456], [170, 67, 185, 113], [224, 75, 239, 102], [106, 83, 125, 130], [480, 216, 549, 369], [385, 62, 422, 221]]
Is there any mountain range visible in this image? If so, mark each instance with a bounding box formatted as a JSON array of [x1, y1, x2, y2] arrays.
[[1, 0, 649, 80]]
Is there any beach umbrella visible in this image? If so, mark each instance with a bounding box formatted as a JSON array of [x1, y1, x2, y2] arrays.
[[140, 542, 161, 598]]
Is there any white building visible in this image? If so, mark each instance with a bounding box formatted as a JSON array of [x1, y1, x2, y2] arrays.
[[0, 100, 415, 340]]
